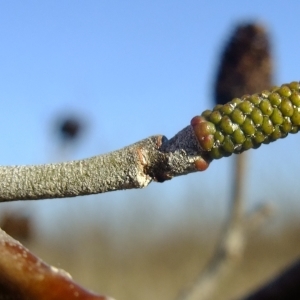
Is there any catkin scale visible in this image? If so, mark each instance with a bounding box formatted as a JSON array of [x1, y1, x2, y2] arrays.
[[191, 82, 300, 159]]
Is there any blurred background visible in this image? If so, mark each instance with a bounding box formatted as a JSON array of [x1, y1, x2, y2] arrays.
[[0, 1, 300, 299]]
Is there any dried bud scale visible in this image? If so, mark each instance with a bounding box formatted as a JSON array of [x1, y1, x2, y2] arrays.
[[192, 82, 300, 159]]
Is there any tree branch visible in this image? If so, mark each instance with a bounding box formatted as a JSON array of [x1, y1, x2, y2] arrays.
[[0, 126, 209, 202]]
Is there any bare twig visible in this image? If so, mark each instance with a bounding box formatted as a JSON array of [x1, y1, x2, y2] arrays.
[[177, 178, 275, 300], [177, 152, 257, 300], [0, 126, 209, 202], [177, 154, 247, 300]]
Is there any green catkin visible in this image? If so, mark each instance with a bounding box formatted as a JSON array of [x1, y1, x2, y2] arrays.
[[192, 82, 300, 159]]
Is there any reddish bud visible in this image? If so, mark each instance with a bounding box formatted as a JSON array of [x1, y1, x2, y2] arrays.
[[190, 115, 206, 126], [193, 122, 216, 137], [194, 158, 209, 171], [191, 117, 216, 151]]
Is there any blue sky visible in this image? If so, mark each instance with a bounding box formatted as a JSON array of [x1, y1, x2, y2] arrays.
[[1, 1, 300, 231]]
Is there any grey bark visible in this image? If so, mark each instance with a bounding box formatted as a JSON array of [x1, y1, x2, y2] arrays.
[[0, 126, 208, 202]]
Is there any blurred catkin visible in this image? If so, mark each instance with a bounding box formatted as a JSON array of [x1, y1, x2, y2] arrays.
[[214, 23, 273, 105]]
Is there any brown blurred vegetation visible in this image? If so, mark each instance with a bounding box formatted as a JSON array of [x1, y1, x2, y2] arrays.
[[24, 211, 300, 300], [0, 210, 33, 242]]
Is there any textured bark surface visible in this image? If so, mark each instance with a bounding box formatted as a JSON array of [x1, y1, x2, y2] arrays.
[[0, 129, 208, 202]]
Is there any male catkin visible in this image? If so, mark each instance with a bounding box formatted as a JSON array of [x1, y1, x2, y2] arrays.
[[191, 82, 300, 159]]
